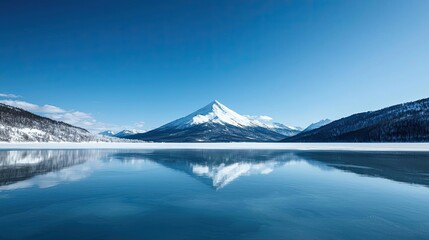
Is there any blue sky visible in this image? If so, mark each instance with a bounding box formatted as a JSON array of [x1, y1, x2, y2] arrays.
[[1, 0, 428, 131]]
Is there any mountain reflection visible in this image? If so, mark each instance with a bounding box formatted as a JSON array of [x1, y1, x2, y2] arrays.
[[114, 150, 300, 189], [0, 150, 112, 190], [112, 150, 429, 189], [1, 149, 429, 191]]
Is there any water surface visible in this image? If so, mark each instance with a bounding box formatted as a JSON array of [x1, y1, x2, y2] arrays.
[[0, 149, 428, 240]]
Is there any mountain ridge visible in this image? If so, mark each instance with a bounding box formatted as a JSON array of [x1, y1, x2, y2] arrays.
[[283, 97, 429, 142], [0, 103, 113, 142]]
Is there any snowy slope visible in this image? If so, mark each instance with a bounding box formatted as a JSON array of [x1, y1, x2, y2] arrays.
[[161, 100, 259, 129], [303, 119, 332, 132], [246, 115, 301, 136], [0, 103, 115, 142], [127, 100, 296, 142]]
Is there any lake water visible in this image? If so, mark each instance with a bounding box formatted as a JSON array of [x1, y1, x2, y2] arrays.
[[0, 149, 429, 240]]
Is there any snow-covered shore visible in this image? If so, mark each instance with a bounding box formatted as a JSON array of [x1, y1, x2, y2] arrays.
[[0, 142, 429, 151]]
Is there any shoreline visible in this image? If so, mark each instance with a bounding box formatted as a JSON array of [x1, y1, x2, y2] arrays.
[[0, 142, 429, 152]]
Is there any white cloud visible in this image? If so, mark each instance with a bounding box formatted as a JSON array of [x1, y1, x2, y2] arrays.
[[46, 111, 147, 133], [40, 104, 66, 113], [0, 93, 19, 98], [246, 115, 274, 122], [258, 115, 273, 121], [135, 121, 145, 128], [47, 111, 95, 126], [0, 100, 66, 113], [0, 100, 39, 111]]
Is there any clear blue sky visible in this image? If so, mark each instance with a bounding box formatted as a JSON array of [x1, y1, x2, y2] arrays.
[[1, 0, 428, 131]]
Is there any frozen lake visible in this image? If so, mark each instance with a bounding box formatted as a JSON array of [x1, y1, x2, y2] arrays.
[[1, 142, 429, 151], [0, 149, 429, 239]]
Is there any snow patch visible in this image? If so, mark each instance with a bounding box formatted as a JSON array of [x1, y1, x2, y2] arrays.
[[1, 142, 428, 152]]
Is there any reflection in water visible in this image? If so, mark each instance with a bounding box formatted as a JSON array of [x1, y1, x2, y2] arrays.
[[113, 150, 429, 189], [191, 161, 277, 189], [296, 151, 429, 187], [0, 150, 113, 190], [1, 149, 429, 240], [114, 150, 300, 189], [1, 149, 429, 190]]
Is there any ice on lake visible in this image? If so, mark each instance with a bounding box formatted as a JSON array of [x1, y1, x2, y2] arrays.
[[0, 149, 429, 240]]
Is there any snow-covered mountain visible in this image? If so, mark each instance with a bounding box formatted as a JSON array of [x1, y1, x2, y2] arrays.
[[284, 97, 429, 142], [246, 115, 301, 136], [126, 100, 296, 142], [115, 129, 146, 138], [302, 119, 332, 132], [99, 129, 146, 138], [99, 130, 115, 137], [0, 103, 114, 142]]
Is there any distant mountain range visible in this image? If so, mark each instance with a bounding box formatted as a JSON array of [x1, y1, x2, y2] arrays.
[[284, 97, 429, 142], [99, 130, 115, 137], [125, 100, 299, 142], [100, 129, 146, 138], [0, 103, 114, 142], [1, 97, 429, 143]]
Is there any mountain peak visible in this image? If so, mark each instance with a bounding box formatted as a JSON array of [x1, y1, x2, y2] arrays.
[[125, 100, 301, 142], [203, 100, 228, 113], [211, 99, 221, 105], [115, 129, 146, 138], [164, 100, 255, 129], [202, 99, 224, 110], [303, 119, 332, 132]]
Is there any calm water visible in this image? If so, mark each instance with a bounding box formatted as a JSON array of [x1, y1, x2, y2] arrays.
[[0, 149, 429, 240]]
